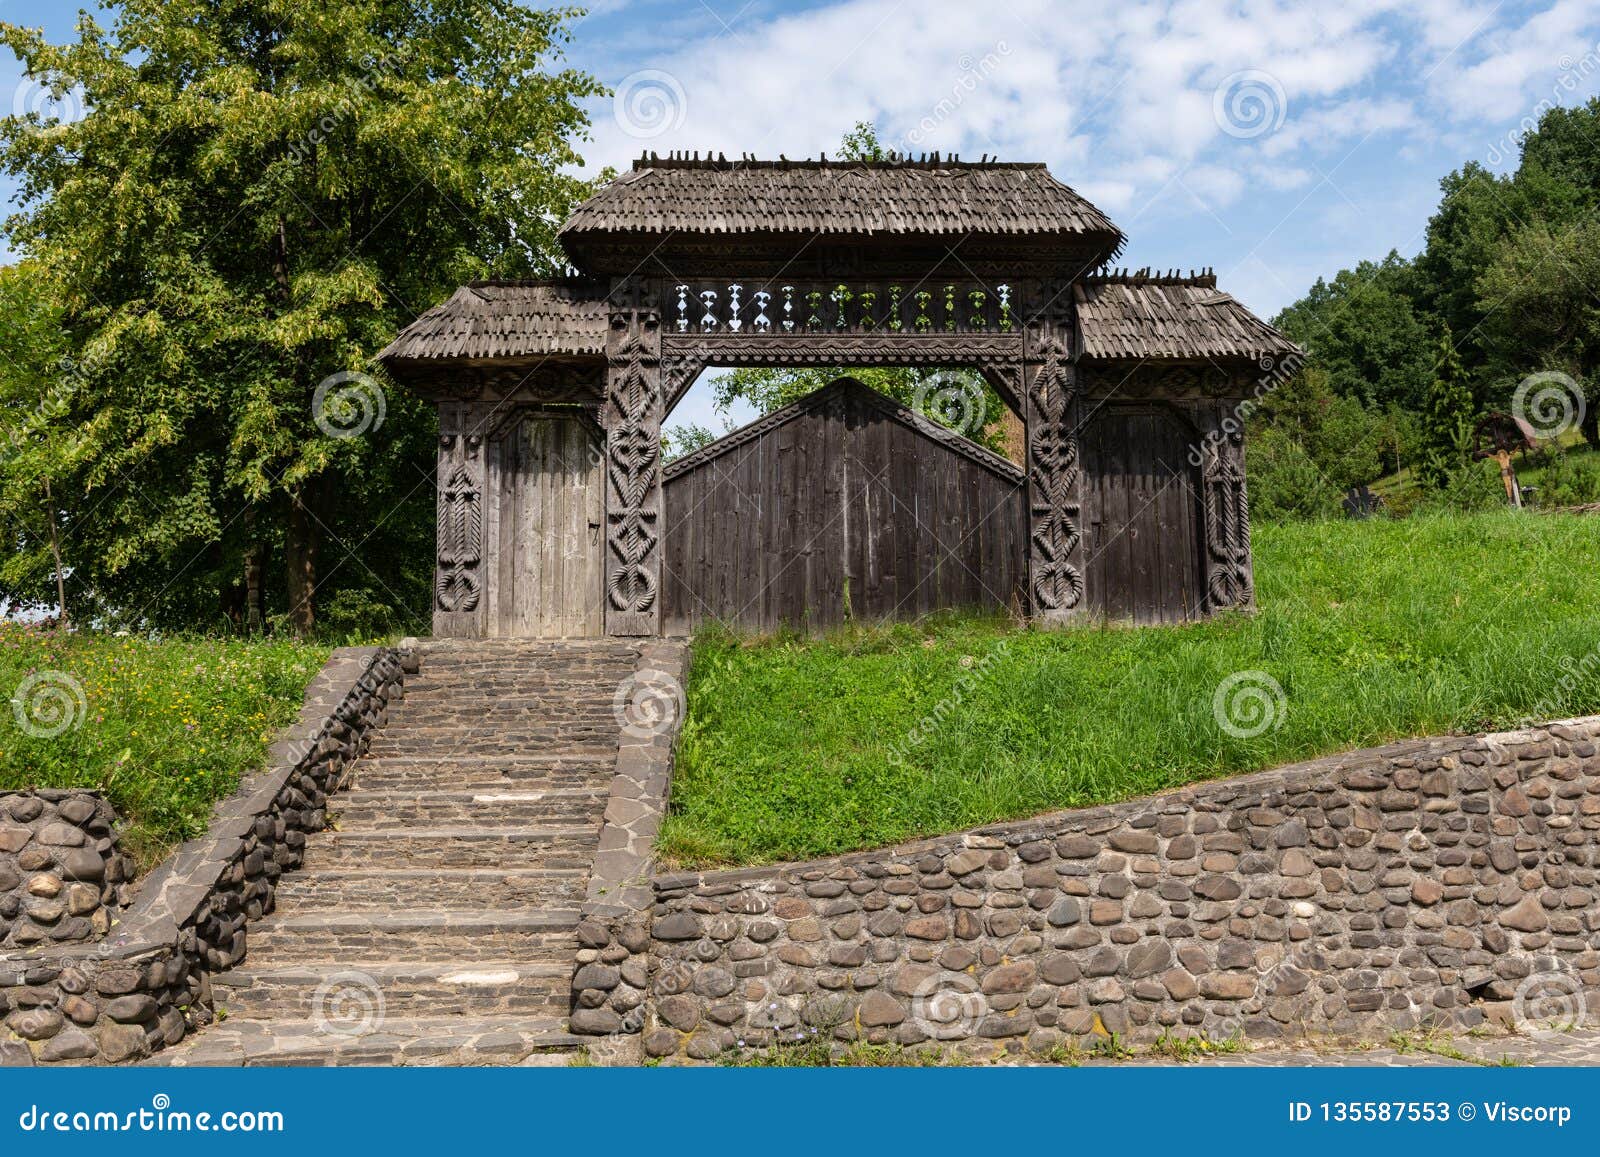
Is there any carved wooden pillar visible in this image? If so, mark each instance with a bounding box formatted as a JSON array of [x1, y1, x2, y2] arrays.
[[603, 286, 664, 636], [434, 399, 488, 638], [1197, 405, 1254, 612], [1023, 288, 1086, 625]]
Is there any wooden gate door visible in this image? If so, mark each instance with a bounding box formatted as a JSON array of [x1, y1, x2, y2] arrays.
[[1082, 405, 1203, 624], [498, 414, 604, 637]]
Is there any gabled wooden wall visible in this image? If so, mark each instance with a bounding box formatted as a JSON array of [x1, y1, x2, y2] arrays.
[[661, 380, 1027, 634]]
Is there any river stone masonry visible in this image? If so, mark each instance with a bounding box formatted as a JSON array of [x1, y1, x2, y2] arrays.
[[0, 792, 134, 950], [0, 646, 406, 1066], [641, 717, 1600, 1061]]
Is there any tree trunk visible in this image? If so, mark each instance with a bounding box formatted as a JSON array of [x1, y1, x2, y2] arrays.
[[43, 476, 66, 627], [243, 506, 264, 633], [285, 486, 320, 637]]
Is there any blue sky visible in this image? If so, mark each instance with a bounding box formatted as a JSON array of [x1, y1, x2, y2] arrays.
[[4, 0, 1600, 436]]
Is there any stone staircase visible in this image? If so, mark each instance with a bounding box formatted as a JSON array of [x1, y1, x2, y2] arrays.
[[152, 639, 644, 1066]]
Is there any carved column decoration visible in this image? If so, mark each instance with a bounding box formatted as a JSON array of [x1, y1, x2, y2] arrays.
[[603, 287, 664, 636], [1201, 427, 1254, 611], [433, 402, 487, 637], [1023, 287, 1085, 622]]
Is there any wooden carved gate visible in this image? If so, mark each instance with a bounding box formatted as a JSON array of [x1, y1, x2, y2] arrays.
[[495, 412, 605, 637]]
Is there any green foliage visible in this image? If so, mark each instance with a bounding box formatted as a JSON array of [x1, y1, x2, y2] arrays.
[[0, 1, 602, 634], [1417, 330, 1476, 489], [1245, 427, 1339, 521], [1267, 97, 1600, 480], [1529, 446, 1600, 507], [0, 624, 326, 863], [1272, 253, 1434, 411], [660, 510, 1600, 866]]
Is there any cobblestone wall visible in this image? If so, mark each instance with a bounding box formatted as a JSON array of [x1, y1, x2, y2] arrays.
[[0, 792, 134, 950], [0, 646, 409, 1066], [641, 717, 1600, 1061]]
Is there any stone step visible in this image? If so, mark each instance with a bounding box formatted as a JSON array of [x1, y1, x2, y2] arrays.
[[245, 910, 580, 962], [343, 754, 613, 791], [299, 827, 598, 871], [270, 868, 589, 911], [144, 1015, 585, 1067], [364, 728, 619, 757], [332, 789, 605, 828], [213, 961, 573, 1021]]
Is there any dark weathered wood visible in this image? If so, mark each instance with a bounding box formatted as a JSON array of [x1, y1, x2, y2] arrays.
[[1082, 404, 1203, 624], [663, 380, 1025, 634], [603, 289, 663, 636]]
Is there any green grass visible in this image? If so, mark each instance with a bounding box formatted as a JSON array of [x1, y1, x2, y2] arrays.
[[661, 509, 1600, 868], [0, 626, 328, 864]]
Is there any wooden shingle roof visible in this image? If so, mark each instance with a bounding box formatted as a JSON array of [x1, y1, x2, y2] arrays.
[[1073, 271, 1299, 362], [560, 154, 1124, 275], [377, 280, 608, 363]]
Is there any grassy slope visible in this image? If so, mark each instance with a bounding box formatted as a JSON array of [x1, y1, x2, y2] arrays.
[[661, 510, 1600, 868], [0, 628, 328, 864]]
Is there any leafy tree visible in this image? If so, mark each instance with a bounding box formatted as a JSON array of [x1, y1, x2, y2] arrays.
[[0, 261, 74, 618], [1474, 217, 1600, 445], [0, 0, 601, 634], [1245, 364, 1384, 492], [1272, 253, 1433, 411]]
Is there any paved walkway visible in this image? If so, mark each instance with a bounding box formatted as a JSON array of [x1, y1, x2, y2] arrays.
[[1096, 1027, 1600, 1067]]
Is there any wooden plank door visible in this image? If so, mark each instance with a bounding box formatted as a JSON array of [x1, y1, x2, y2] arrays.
[[501, 415, 604, 637], [1083, 406, 1203, 624]]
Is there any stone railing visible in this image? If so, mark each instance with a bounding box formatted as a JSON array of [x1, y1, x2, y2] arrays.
[[0, 645, 410, 1066], [639, 717, 1600, 1061], [1, 792, 135, 951]]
